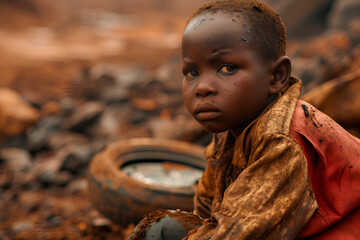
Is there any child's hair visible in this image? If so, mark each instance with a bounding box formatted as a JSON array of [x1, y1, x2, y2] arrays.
[[188, 0, 286, 62]]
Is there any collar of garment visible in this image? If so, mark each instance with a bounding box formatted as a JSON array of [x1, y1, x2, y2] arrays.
[[210, 77, 302, 170]]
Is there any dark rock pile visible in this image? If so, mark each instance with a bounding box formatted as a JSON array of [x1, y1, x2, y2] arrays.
[[0, 58, 211, 239]]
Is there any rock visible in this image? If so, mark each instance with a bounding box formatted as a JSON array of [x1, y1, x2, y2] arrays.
[[65, 178, 88, 194], [0, 148, 32, 172], [0, 88, 40, 140], [47, 131, 89, 150], [290, 30, 355, 92], [91, 218, 112, 231], [85, 105, 130, 139], [36, 170, 57, 186], [156, 92, 183, 109], [129, 109, 152, 125], [26, 115, 63, 152], [0, 134, 28, 149], [89, 64, 147, 89], [99, 87, 129, 104], [79, 64, 146, 103], [11, 220, 33, 233], [131, 97, 158, 111], [38, 170, 73, 187], [45, 214, 62, 226], [60, 145, 94, 174], [129, 77, 183, 111], [153, 56, 183, 92], [116, 124, 151, 141], [62, 101, 105, 132], [59, 97, 77, 117], [41, 101, 62, 116], [0, 148, 35, 187], [30, 151, 66, 186], [0, 165, 12, 189], [148, 111, 207, 142], [18, 191, 41, 213]]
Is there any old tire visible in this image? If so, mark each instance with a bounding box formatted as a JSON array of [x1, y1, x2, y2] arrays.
[[88, 138, 206, 226]]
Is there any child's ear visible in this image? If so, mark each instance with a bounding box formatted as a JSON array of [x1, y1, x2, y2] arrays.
[[269, 56, 291, 94]]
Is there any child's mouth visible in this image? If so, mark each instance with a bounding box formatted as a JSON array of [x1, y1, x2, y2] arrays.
[[196, 111, 221, 121], [194, 103, 221, 121]]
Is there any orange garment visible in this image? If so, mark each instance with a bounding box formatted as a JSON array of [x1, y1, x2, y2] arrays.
[[189, 78, 360, 240]]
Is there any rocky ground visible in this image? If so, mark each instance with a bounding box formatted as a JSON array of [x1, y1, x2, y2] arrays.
[[0, 0, 360, 239]]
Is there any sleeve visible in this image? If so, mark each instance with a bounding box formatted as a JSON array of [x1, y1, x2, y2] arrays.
[[188, 134, 318, 240], [193, 135, 217, 218], [194, 164, 215, 218]]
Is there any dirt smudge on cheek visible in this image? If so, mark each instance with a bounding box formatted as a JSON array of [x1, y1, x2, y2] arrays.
[[240, 37, 247, 42]]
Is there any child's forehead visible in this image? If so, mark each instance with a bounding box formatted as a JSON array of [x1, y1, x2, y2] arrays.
[[182, 12, 254, 55], [182, 11, 271, 64], [184, 11, 249, 38]]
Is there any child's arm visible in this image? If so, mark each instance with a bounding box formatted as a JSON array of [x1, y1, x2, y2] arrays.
[[194, 165, 215, 218], [188, 134, 318, 240], [193, 135, 218, 218]]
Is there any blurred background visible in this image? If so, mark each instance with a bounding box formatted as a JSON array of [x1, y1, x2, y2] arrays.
[[0, 0, 359, 239]]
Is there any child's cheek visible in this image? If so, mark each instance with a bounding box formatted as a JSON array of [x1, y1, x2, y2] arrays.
[[183, 95, 191, 109], [182, 84, 191, 102], [223, 87, 232, 98], [182, 90, 190, 106]]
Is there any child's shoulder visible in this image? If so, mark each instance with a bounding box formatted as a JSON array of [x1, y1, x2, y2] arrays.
[[290, 99, 360, 157]]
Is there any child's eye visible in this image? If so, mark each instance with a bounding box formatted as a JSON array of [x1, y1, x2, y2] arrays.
[[218, 65, 236, 74], [184, 70, 199, 79]]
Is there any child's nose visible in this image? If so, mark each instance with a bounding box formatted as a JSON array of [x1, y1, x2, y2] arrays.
[[195, 77, 217, 98]]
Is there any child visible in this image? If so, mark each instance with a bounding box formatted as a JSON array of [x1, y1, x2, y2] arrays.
[[129, 0, 360, 239]]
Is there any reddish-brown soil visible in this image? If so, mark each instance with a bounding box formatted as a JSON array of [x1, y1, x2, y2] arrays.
[[0, 1, 204, 239], [0, 0, 204, 103]]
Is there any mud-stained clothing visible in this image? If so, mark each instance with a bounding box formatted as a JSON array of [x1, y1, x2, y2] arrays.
[[190, 78, 360, 240]]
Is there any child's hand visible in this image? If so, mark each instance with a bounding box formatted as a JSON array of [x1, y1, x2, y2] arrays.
[[128, 209, 203, 240]]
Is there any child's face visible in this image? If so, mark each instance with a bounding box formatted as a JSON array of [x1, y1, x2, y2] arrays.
[[181, 12, 274, 136]]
